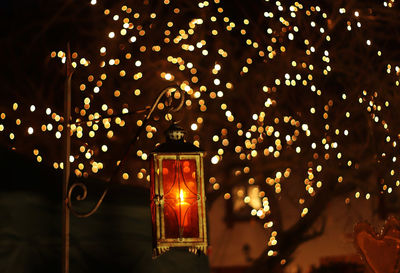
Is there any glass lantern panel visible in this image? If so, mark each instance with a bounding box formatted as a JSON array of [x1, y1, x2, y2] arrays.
[[162, 159, 199, 239]]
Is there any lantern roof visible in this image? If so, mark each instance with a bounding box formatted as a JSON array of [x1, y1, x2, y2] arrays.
[[152, 124, 203, 153]]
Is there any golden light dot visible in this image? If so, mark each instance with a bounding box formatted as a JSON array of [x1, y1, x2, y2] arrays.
[[211, 155, 219, 164]]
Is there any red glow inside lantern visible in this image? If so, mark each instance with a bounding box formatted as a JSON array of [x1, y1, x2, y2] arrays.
[[162, 159, 199, 238]]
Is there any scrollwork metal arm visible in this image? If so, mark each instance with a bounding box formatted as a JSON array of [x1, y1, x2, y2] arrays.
[[67, 84, 184, 218]]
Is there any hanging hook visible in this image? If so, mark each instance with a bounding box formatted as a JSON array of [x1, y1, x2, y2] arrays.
[[165, 87, 185, 124]]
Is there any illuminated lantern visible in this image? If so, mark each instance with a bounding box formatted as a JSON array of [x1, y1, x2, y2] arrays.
[[150, 124, 207, 257]]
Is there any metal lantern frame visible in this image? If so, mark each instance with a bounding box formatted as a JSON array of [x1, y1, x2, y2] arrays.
[[150, 131, 207, 257]]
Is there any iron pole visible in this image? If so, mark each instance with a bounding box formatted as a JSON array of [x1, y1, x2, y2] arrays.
[[62, 44, 73, 273]]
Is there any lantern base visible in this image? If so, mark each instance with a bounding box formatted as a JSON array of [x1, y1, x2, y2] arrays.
[[152, 246, 170, 258], [152, 244, 207, 259], [188, 245, 207, 255]]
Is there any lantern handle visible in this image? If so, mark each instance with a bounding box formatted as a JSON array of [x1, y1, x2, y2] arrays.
[[67, 84, 184, 218]]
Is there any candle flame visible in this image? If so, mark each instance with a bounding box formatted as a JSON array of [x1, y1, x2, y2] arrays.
[[180, 189, 184, 202]]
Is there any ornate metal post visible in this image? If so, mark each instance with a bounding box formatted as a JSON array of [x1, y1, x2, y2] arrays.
[[60, 45, 184, 272]]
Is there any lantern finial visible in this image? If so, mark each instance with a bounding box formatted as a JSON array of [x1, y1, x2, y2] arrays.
[[165, 123, 185, 141]]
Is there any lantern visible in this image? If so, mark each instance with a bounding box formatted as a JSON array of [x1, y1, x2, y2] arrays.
[[150, 124, 207, 258]]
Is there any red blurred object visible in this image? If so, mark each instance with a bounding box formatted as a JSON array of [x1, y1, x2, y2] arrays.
[[354, 216, 400, 273], [150, 124, 207, 258]]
